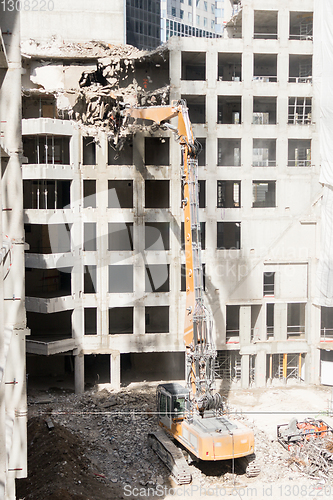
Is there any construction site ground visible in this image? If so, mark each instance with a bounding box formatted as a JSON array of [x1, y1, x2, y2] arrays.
[[17, 381, 333, 500]]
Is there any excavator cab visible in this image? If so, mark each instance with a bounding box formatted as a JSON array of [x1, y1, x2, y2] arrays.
[[157, 383, 190, 429]]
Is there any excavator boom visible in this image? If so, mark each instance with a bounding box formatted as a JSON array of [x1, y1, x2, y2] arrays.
[[124, 101, 216, 403], [121, 100, 259, 482]]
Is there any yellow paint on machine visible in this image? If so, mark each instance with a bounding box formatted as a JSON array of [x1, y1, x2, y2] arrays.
[[161, 419, 254, 461]]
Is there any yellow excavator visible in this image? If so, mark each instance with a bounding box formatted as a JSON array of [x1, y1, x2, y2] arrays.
[[122, 101, 259, 484]]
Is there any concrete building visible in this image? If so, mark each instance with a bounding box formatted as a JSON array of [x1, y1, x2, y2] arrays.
[[169, 0, 319, 389], [126, 0, 161, 50], [160, 0, 224, 43], [0, 11, 28, 500], [20, 0, 228, 52], [22, 0, 333, 393], [19, 0, 234, 52]]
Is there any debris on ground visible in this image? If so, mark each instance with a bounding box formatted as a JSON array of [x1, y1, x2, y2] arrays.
[[287, 436, 333, 481], [17, 385, 332, 499], [16, 415, 136, 500], [278, 418, 333, 482]]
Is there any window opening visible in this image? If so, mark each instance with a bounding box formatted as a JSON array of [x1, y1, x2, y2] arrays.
[[263, 272, 275, 295], [288, 97, 312, 124], [287, 303, 305, 338], [266, 303, 274, 339], [217, 222, 241, 249], [252, 181, 276, 208], [217, 181, 240, 208]]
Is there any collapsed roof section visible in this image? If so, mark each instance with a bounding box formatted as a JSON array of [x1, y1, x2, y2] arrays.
[[21, 39, 170, 144]]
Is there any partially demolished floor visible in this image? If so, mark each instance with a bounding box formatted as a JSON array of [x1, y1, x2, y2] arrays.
[[22, 38, 170, 144], [16, 384, 333, 500]]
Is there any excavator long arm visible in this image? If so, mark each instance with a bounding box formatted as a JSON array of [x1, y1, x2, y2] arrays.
[[122, 101, 217, 407]]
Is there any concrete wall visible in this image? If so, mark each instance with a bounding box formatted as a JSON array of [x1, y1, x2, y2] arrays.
[[0, 11, 28, 500], [20, 0, 125, 45]]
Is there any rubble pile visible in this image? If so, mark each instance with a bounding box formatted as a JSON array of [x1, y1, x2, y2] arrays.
[[73, 80, 170, 141], [21, 38, 145, 61], [74, 54, 170, 139], [28, 388, 171, 491], [22, 385, 329, 498], [289, 436, 333, 481], [22, 38, 170, 140], [16, 415, 132, 500]]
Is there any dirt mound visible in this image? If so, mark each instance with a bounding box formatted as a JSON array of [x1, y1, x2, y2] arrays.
[[16, 416, 133, 500]]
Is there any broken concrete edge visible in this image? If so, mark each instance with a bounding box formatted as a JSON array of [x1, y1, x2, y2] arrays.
[[21, 38, 168, 64], [22, 39, 171, 141]]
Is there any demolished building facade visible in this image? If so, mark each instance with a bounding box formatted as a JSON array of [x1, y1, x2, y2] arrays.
[[23, 0, 333, 392]]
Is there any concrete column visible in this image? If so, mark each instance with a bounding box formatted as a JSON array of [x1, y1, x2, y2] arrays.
[[309, 303, 321, 344], [242, 5, 254, 46], [306, 303, 320, 384], [242, 52, 253, 89], [239, 305, 251, 345], [267, 354, 273, 385], [278, 5, 290, 47], [242, 89, 253, 129], [241, 354, 250, 389], [110, 351, 120, 390], [241, 179, 252, 212], [74, 353, 84, 394], [257, 304, 266, 341], [255, 350, 266, 388], [274, 303, 287, 341], [306, 346, 320, 385], [301, 303, 306, 337], [72, 307, 83, 343], [206, 48, 217, 87], [168, 39, 181, 89], [215, 302, 226, 347], [5, 477, 15, 500]]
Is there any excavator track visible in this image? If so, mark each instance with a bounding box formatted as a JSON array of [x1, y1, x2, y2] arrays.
[[238, 454, 261, 478], [148, 429, 192, 485]]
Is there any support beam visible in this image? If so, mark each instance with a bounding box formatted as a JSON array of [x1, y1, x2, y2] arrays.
[[283, 353, 288, 384], [255, 350, 266, 388], [274, 303, 288, 341], [110, 351, 120, 390], [267, 353, 273, 385], [74, 353, 84, 394], [241, 354, 250, 389], [239, 305, 251, 344]]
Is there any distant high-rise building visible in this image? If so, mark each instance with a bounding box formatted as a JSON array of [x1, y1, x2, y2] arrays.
[[126, 0, 161, 50], [125, 1, 234, 51], [160, 0, 224, 43]]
